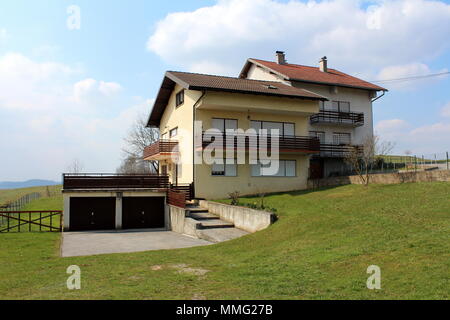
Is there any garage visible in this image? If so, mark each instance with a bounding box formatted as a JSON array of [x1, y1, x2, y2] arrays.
[[122, 197, 165, 229], [69, 197, 116, 231]]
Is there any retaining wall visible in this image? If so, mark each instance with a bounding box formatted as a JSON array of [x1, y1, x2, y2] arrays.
[[199, 200, 275, 233], [308, 169, 450, 189]]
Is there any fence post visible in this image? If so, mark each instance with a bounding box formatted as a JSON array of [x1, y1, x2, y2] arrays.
[[447, 152, 449, 170]]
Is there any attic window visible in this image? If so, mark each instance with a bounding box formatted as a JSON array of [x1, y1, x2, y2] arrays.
[[175, 90, 184, 107], [264, 84, 278, 90]]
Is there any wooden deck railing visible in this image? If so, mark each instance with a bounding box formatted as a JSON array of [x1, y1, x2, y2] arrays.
[[310, 110, 364, 127], [0, 211, 62, 233], [63, 174, 170, 190], [318, 144, 364, 158], [143, 140, 179, 159], [170, 183, 194, 201], [201, 132, 320, 153], [167, 189, 186, 208]]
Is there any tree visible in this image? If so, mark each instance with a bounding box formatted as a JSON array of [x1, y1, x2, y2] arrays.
[[118, 114, 159, 174], [344, 134, 394, 186], [66, 158, 84, 174]]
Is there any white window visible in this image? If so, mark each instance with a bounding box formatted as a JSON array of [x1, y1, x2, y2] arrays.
[[309, 131, 325, 143], [170, 127, 178, 138], [251, 160, 296, 177], [333, 132, 351, 145], [331, 101, 351, 112], [251, 121, 295, 137], [212, 163, 237, 176], [212, 118, 237, 132]]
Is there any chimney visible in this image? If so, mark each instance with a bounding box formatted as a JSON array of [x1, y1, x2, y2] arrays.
[[319, 56, 328, 72], [275, 51, 286, 65]]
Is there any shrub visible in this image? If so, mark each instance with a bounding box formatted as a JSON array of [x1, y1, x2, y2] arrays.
[[228, 191, 240, 206]]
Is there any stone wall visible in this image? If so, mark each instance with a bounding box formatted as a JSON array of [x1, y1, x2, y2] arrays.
[[307, 169, 450, 189]]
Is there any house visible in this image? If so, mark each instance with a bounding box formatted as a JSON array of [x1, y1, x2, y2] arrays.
[[240, 52, 387, 178], [144, 53, 386, 199], [61, 52, 386, 232]]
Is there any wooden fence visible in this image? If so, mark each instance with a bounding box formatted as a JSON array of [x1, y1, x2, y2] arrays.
[[0, 211, 63, 233], [167, 190, 186, 209]]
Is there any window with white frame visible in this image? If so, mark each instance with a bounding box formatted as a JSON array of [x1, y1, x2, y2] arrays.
[[331, 101, 351, 113], [211, 163, 237, 176], [333, 132, 351, 145], [250, 120, 295, 136], [211, 118, 238, 132], [251, 160, 296, 177], [309, 131, 325, 143]]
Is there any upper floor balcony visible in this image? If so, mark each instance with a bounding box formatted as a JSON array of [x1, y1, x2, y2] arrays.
[[143, 139, 179, 161], [317, 143, 364, 158], [200, 132, 321, 154], [310, 110, 364, 127]]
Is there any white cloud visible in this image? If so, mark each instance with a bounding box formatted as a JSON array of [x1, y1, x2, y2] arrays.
[[375, 118, 450, 154], [0, 52, 150, 181], [441, 102, 450, 118], [147, 0, 450, 79], [375, 119, 410, 132], [0, 28, 7, 41], [73, 78, 122, 103]]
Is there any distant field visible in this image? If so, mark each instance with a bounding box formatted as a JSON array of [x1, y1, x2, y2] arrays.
[[380, 155, 448, 164], [0, 185, 62, 206]]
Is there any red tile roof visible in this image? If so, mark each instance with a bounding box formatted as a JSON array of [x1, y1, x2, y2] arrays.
[[240, 58, 387, 91]]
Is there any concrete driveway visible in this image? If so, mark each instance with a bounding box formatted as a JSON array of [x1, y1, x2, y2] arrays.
[[61, 229, 213, 257]]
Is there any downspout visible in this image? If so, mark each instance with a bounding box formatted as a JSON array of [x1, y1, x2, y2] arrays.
[[192, 90, 207, 199]]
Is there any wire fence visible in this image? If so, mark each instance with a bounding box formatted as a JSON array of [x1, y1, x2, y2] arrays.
[[325, 151, 449, 178], [0, 193, 42, 226]]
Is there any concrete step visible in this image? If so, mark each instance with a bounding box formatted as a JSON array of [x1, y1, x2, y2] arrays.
[[189, 212, 219, 220], [197, 228, 250, 243], [185, 206, 209, 213], [197, 219, 234, 229]]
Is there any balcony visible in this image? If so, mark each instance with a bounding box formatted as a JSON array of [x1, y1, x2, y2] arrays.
[[310, 110, 364, 127], [143, 139, 179, 161], [63, 174, 170, 190], [317, 144, 364, 158], [201, 132, 320, 154]]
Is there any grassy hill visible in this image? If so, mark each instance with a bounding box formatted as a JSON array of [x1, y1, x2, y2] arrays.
[[0, 185, 61, 206], [0, 182, 448, 299]]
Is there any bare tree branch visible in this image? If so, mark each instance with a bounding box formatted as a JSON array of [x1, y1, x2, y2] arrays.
[[118, 113, 159, 174]]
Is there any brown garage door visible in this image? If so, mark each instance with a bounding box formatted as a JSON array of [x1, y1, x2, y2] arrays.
[[122, 197, 165, 229], [70, 197, 116, 231]]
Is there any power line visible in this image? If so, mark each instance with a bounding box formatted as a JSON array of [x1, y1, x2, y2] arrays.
[[371, 71, 450, 84]]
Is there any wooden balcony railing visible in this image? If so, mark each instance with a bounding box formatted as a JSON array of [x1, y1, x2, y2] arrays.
[[201, 132, 320, 154], [317, 144, 364, 158], [143, 140, 179, 159], [310, 110, 364, 127], [63, 174, 170, 190]]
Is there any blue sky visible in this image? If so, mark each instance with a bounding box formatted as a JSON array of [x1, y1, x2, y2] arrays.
[[0, 0, 449, 181]]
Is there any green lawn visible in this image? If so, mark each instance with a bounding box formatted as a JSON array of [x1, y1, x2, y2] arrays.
[[0, 182, 449, 300]]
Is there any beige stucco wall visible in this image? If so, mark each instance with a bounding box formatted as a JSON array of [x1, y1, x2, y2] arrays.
[[292, 82, 374, 145], [194, 153, 310, 199], [158, 85, 202, 184]]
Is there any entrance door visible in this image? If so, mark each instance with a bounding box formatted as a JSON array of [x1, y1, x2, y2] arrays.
[[122, 197, 165, 229], [309, 159, 324, 179]]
